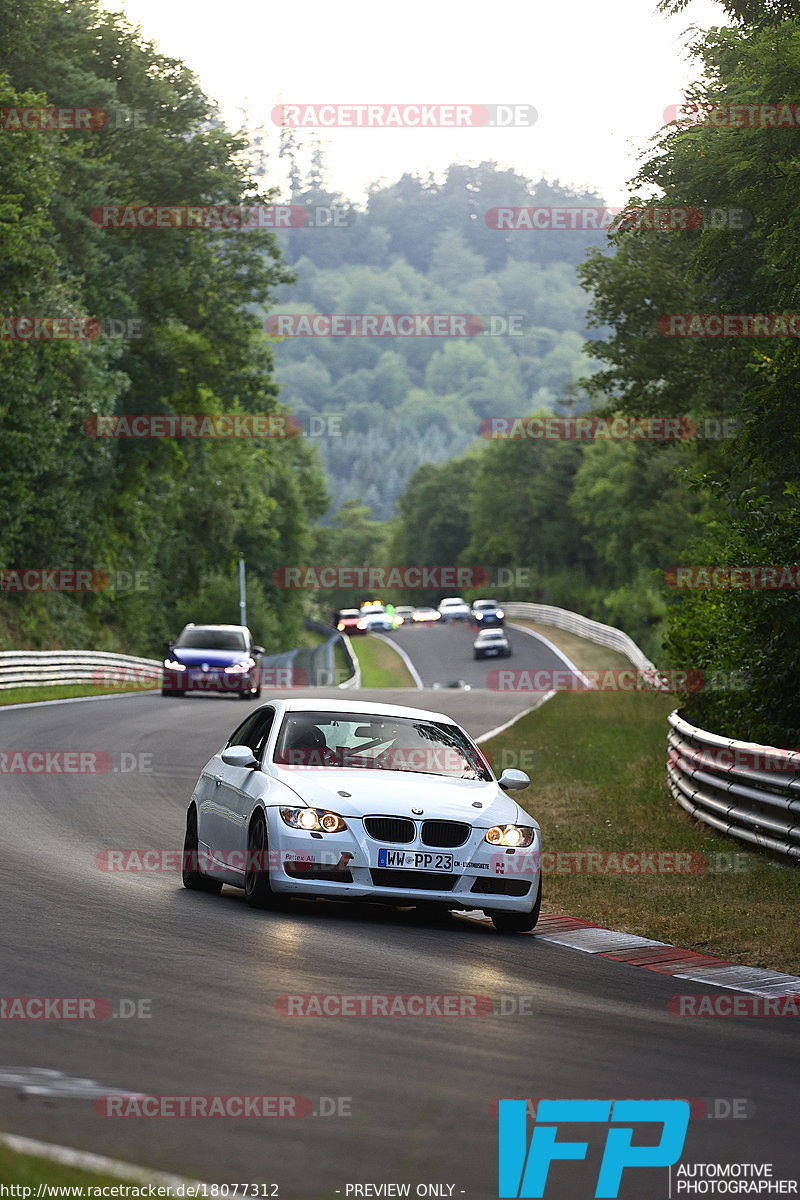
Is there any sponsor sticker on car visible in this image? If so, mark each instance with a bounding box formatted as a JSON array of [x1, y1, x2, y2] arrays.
[[377, 849, 453, 870]]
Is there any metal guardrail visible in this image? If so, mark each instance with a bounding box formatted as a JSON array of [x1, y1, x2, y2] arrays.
[[667, 710, 800, 861], [0, 650, 161, 690], [301, 619, 360, 688], [502, 601, 656, 671], [0, 629, 361, 694]]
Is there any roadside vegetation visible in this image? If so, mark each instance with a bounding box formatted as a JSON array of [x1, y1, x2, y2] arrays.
[[486, 689, 800, 973], [351, 635, 416, 688]]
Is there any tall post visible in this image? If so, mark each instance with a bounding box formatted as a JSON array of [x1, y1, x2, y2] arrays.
[[238, 556, 246, 626]]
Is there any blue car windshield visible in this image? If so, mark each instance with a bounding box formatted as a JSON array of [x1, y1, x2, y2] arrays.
[[175, 629, 246, 651]]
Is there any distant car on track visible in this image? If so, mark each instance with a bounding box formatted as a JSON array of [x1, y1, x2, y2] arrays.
[[336, 609, 366, 635], [394, 606, 416, 625], [437, 597, 471, 623], [182, 697, 542, 932], [411, 606, 442, 623], [474, 629, 512, 660], [471, 599, 505, 628], [359, 610, 394, 632], [162, 623, 264, 699]]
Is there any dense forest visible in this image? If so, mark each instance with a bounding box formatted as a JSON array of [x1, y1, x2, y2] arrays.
[[372, 0, 800, 744], [1, 0, 798, 746], [0, 0, 327, 654], [266, 159, 604, 518]]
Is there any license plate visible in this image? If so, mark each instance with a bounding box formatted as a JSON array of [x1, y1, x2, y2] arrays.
[[378, 849, 453, 870]]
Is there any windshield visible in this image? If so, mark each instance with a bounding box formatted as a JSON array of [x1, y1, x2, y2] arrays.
[[273, 711, 492, 780], [175, 628, 247, 651]]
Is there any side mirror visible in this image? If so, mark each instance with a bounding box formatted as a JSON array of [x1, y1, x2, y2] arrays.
[[221, 745, 259, 770], [251, 645, 265, 656], [498, 768, 530, 791]]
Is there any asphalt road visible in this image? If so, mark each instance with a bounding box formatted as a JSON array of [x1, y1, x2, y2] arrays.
[[1, 648, 798, 1196], [375, 618, 568, 690]]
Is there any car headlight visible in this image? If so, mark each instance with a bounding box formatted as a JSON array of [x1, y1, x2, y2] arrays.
[[485, 824, 535, 848], [280, 807, 347, 833], [225, 659, 254, 674], [163, 659, 186, 672], [496, 609, 505, 619]]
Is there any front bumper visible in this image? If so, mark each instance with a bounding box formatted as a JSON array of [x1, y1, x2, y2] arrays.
[[265, 809, 541, 913], [163, 667, 256, 693]]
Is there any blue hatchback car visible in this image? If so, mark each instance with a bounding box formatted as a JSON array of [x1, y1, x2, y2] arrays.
[[162, 624, 265, 699]]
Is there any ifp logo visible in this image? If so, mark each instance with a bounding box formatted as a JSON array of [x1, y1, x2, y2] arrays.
[[498, 1099, 690, 1197]]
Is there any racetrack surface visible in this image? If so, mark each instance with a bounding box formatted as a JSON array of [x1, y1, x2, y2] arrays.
[[375, 617, 568, 690], [1, 641, 797, 1195]]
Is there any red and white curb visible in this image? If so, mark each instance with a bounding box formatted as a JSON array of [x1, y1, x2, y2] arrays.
[[463, 911, 800, 996]]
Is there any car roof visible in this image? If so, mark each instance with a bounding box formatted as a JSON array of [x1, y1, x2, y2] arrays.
[[181, 623, 249, 632], [477, 628, 505, 636], [262, 697, 453, 722]]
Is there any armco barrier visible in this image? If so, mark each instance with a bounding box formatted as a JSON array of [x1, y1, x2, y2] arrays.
[[0, 650, 161, 690], [667, 710, 800, 862], [0, 632, 359, 694], [502, 601, 656, 671]]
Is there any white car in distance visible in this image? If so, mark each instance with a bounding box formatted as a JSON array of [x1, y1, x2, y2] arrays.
[[438, 597, 472, 622]]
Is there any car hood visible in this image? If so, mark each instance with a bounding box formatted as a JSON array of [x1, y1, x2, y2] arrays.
[[268, 766, 531, 827], [170, 648, 250, 667]]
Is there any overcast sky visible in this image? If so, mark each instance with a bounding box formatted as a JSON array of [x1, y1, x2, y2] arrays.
[[107, 0, 727, 205]]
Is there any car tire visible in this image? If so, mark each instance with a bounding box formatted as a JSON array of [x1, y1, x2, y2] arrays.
[[487, 878, 542, 933], [162, 687, 184, 697], [244, 813, 283, 910], [182, 807, 222, 894]]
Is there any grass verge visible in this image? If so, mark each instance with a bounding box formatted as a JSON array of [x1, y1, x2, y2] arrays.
[[0, 1142, 159, 1191], [351, 636, 415, 688], [0, 682, 154, 706], [509, 618, 632, 671], [485, 689, 800, 973]]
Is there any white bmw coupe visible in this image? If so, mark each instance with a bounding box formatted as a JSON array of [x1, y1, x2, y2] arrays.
[[183, 697, 542, 932]]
